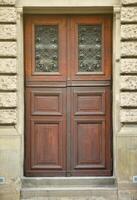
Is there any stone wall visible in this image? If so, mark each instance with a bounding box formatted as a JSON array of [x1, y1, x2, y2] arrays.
[[0, 0, 21, 200], [118, 0, 137, 199]]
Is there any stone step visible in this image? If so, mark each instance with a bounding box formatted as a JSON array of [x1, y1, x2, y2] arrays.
[[21, 186, 117, 200], [21, 177, 117, 200], [22, 177, 116, 188]]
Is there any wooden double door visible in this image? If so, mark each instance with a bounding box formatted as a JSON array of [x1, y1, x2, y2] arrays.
[[24, 15, 112, 176]]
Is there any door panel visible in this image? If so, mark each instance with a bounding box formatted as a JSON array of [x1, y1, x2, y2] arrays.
[[25, 87, 67, 176], [70, 87, 112, 176], [24, 15, 112, 177]]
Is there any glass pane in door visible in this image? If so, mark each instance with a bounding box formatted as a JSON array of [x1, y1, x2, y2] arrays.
[[78, 25, 102, 72], [35, 25, 58, 72]]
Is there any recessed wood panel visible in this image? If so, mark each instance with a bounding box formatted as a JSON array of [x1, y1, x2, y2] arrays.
[[78, 95, 102, 113], [34, 95, 59, 113], [31, 121, 63, 169], [73, 120, 105, 169], [73, 87, 106, 115], [31, 89, 64, 115]]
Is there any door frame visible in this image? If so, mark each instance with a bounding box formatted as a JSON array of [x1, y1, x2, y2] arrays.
[[16, 5, 121, 178]]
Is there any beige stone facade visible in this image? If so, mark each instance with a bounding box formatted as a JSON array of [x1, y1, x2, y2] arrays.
[[0, 0, 137, 199]]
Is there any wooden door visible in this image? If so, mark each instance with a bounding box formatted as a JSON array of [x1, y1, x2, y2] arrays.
[[24, 15, 112, 176]]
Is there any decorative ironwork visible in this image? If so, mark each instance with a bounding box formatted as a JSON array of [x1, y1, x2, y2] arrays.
[[35, 25, 58, 72], [78, 25, 102, 72]]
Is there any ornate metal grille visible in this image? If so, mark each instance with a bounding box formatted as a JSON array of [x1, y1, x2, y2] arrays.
[[78, 25, 102, 72], [35, 25, 58, 72]]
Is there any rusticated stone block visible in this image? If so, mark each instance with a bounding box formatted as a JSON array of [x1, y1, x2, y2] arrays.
[[122, 0, 137, 4], [121, 42, 137, 57], [0, 25, 16, 40], [0, 93, 16, 107], [121, 25, 137, 40], [121, 92, 137, 107], [121, 59, 137, 73], [121, 109, 137, 122], [0, 42, 16, 57], [0, 59, 16, 73], [0, 0, 15, 4], [0, 7, 16, 22], [0, 109, 16, 124], [121, 7, 137, 22], [121, 76, 137, 90], [0, 76, 16, 90]]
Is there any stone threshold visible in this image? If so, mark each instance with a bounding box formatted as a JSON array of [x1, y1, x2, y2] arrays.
[[21, 176, 117, 187]]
